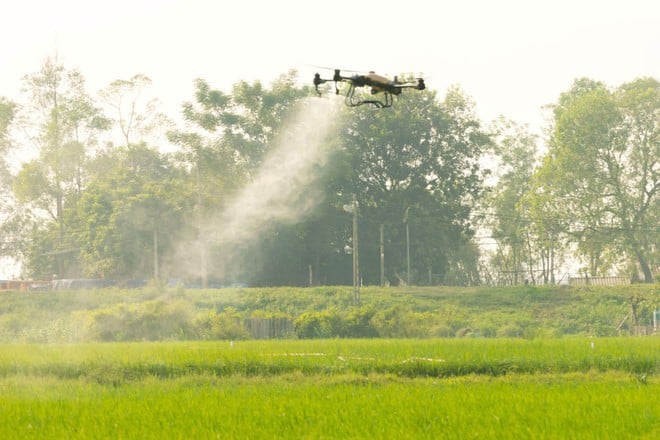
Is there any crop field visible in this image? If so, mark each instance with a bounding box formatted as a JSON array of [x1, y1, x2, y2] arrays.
[[0, 338, 657, 439]]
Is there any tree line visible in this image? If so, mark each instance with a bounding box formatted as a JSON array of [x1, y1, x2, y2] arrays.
[[0, 58, 657, 285]]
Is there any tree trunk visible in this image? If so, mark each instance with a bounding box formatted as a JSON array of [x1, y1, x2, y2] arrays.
[[635, 249, 654, 283], [57, 190, 64, 277]]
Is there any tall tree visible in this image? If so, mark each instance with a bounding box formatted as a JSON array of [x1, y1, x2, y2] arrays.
[[13, 58, 108, 277], [536, 77, 658, 282], [170, 71, 315, 285], [0, 97, 15, 192], [76, 144, 192, 279], [518, 162, 568, 284], [182, 70, 311, 176], [98, 74, 169, 147], [486, 118, 541, 284], [0, 97, 17, 263], [339, 84, 490, 285]]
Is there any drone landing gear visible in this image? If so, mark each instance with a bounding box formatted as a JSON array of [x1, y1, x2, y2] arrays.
[[344, 84, 393, 108]]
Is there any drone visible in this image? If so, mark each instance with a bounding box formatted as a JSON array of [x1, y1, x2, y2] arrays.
[[313, 69, 426, 108]]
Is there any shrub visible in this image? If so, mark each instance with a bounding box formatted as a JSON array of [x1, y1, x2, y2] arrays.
[[80, 300, 195, 341], [294, 309, 344, 338], [429, 323, 454, 338], [497, 324, 523, 338], [372, 306, 432, 338], [343, 306, 379, 338], [193, 308, 248, 340]]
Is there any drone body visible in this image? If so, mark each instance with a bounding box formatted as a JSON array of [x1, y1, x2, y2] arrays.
[[314, 69, 426, 108]]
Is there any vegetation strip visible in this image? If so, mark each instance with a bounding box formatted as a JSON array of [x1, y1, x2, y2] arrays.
[[0, 285, 657, 342], [0, 338, 656, 381], [0, 338, 656, 438]]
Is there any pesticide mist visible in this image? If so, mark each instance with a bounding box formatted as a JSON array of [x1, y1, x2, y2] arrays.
[[218, 97, 341, 244], [175, 96, 343, 283]]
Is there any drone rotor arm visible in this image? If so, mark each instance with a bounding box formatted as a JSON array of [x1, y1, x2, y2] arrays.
[[313, 73, 326, 95], [314, 73, 340, 95]]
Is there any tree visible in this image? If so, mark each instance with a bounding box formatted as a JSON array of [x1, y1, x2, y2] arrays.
[[486, 118, 540, 284], [98, 74, 169, 147], [0, 97, 15, 193], [170, 72, 316, 286], [0, 97, 17, 264], [338, 84, 490, 285], [182, 70, 312, 175], [537, 77, 659, 282], [518, 162, 569, 284], [76, 144, 193, 279], [13, 58, 108, 277]]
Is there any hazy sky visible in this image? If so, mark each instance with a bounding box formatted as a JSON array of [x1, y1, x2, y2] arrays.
[[1, 0, 658, 135]]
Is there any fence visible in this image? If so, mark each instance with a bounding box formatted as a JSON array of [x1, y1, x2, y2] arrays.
[[244, 317, 293, 339], [569, 276, 630, 286], [0, 280, 50, 291]]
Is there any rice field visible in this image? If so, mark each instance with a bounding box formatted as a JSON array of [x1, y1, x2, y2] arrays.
[[0, 338, 657, 439]]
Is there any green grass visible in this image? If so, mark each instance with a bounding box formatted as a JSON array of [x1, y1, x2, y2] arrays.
[[0, 338, 657, 439], [0, 374, 656, 439], [0, 338, 656, 379]]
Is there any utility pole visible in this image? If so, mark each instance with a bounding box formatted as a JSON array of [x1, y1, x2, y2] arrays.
[[404, 207, 411, 287], [352, 195, 360, 304], [308, 264, 313, 286], [406, 222, 410, 286], [379, 224, 385, 287], [153, 225, 159, 280], [196, 163, 208, 288]]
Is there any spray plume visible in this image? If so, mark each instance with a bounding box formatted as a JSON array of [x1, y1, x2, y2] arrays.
[[171, 96, 343, 282], [216, 97, 341, 245]]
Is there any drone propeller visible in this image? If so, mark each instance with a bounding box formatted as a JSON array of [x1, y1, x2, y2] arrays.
[[391, 77, 426, 90], [309, 65, 361, 74], [313, 72, 340, 95]]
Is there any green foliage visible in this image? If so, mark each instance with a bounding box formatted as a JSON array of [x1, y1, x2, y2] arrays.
[[3, 59, 658, 288], [79, 299, 195, 341], [338, 86, 490, 286], [292, 306, 379, 339], [0, 285, 655, 342], [10, 58, 110, 278], [486, 118, 550, 284], [76, 144, 194, 278], [344, 306, 379, 338], [193, 308, 248, 340], [293, 309, 344, 338], [97, 74, 161, 146], [371, 305, 429, 338], [533, 77, 659, 282], [0, 96, 16, 241], [0, 97, 15, 152]]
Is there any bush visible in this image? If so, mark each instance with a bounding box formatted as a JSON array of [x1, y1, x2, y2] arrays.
[[429, 323, 454, 338], [193, 308, 248, 340], [343, 307, 379, 338], [80, 300, 195, 341], [294, 309, 345, 338], [372, 306, 432, 338], [497, 324, 523, 338]]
